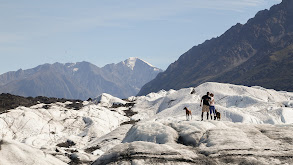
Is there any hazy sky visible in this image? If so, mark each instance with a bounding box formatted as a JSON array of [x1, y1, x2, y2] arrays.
[[0, 0, 281, 74]]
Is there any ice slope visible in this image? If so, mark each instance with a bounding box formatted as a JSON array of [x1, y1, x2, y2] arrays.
[[131, 82, 293, 124], [91, 82, 293, 164], [0, 103, 128, 147], [0, 139, 67, 165], [0, 98, 129, 164]]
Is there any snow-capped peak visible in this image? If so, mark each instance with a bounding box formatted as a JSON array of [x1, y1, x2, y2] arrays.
[[124, 57, 137, 70], [123, 57, 157, 70]]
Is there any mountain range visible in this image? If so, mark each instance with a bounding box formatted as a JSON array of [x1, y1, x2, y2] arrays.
[[138, 0, 293, 96], [0, 57, 162, 99]]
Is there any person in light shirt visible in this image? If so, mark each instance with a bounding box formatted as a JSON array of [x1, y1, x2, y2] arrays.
[[209, 93, 216, 120]]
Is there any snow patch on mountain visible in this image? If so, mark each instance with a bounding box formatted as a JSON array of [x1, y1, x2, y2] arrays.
[[123, 57, 159, 71], [65, 63, 77, 68], [123, 57, 137, 70]]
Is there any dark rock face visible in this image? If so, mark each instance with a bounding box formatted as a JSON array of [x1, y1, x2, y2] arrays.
[[0, 58, 162, 99], [138, 0, 293, 96], [0, 93, 83, 114]]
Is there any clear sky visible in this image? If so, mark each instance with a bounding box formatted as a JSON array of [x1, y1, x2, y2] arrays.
[[0, 0, 281, 74]]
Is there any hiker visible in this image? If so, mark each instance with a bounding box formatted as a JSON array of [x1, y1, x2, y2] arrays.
[[200, 92, 211, 121], [183, 107, 192, 120], [209, 93, 216, 120]]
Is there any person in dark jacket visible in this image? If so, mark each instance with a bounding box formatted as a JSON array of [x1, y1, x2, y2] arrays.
[[200, 92, 211, 121]]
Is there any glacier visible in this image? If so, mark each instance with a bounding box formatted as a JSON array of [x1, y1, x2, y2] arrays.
[[1, 82, 293, 164]]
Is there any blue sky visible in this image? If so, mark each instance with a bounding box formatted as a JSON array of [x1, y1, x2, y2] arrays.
[[0, 0, 281, 74]]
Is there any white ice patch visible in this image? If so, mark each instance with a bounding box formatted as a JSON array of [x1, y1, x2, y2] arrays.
[[281, 108, 293, 123], [122, 121, 178, 144], [0, 139, 67, 165], [93, 93, 126, 107]]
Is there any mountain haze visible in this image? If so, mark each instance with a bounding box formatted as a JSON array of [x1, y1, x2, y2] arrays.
[[0, 58, 162, 99], [138, 0, 293, 96]]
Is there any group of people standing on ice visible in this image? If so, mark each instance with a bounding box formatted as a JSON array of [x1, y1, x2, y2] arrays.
[[200, 92, 217, 121], [184, 91, 220, 121]]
